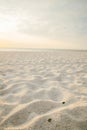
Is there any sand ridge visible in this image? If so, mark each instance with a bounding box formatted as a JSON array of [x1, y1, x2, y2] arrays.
[[0, 50, 87, 130]]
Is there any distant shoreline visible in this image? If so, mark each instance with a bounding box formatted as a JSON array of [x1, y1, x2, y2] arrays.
[[0, 48, 87, 52]]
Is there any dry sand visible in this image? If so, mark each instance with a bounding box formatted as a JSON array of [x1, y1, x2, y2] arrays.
[[0, 50, 87, 130]]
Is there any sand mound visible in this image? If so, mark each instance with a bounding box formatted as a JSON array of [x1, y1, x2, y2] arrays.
[[27, 104, 87, 130]]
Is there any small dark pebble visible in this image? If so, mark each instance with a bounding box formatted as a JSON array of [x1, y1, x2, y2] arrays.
[[62, 102, 65, 104], [48, 118, 52, 122]]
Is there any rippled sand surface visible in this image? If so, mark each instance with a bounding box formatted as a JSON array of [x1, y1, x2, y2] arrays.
[[0, 50, 87, 130]]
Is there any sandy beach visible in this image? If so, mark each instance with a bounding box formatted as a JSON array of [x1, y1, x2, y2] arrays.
[[0, 50, 87, 130]]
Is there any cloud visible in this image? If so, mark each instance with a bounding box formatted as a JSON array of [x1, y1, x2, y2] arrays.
[[16, 0, 87, 38], [0, 0, 87, 49]]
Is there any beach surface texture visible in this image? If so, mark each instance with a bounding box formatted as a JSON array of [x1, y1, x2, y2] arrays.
[[0, 50, 87, 130]]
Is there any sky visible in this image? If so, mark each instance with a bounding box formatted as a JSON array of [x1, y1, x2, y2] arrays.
[[0, 0, 87, 49]]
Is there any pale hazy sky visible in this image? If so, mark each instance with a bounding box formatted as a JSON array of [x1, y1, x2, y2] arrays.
[[0, 0, 87, 49]]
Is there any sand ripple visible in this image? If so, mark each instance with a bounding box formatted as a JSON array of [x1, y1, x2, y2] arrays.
[[0, 51, 87, 130]]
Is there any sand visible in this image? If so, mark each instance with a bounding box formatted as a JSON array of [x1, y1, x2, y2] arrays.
[[0, 50, 87, 130]]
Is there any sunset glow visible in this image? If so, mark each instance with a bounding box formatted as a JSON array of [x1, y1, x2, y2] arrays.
[[0, 0, 87, 49]]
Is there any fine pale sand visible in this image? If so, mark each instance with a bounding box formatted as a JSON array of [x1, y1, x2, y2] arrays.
[[0, 50, 87, 130]]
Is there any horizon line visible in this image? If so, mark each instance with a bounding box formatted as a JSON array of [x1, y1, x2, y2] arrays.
[[0, 48, 87, 52]]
